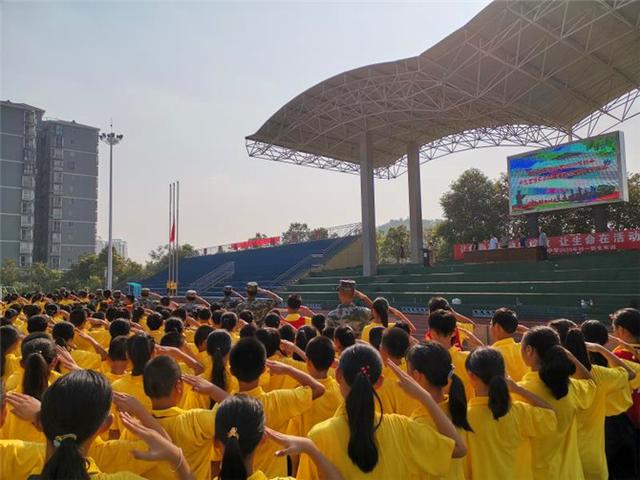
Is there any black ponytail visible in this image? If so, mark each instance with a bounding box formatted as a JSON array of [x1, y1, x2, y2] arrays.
[[523, 326, 575, 400], [52, 321, 75, 351], [0, 325, 19, 377], [41, 370, 112, 480], [465, 347, 510, 420], [126, 333, 155, 376], [339, 344, 383, 473], [372, 297, 390, 328], [21, 335, 56, 400], [215, 395, 265, 480], [581, 320, 609, 367], [407, 342, 472, 431], [562, 328, 592, 371], [207, 330, 232, 407]]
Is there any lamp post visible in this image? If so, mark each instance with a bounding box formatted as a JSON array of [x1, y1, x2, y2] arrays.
[[98, 127, 123, 290]]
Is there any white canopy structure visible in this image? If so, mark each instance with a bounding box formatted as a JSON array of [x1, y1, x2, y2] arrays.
[[247, 0, 640, 275]]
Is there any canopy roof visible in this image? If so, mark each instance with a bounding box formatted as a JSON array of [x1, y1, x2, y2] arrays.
[[247, 0, 640, 178]]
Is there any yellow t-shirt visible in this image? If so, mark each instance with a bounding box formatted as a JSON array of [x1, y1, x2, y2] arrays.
[[66, 348, 102, 371], [2, 353, 20, 381], [111, 374, 152, 439], [86, 456, 146, 480], [376, 362, 421, 416], [242, 385, 314, 478], [492, 337, 530, 381], [90, 437, 165, 478], [361, 322, 395, 344], [265, 353, 307, 392], [517, 372, 596, 480], [75, 327, 111, 351], [576, 365, 632, 480], [183, 363, 238, 410], [286, 376, 342, 436], [411, 398, 468, 480], [449, 347, 474, 400], [466, 397, 556, 480], [0, 439, 45, 478], [298, 405, 455, 480], [150, 406, 216, 480], [216, 471, 294, 480]]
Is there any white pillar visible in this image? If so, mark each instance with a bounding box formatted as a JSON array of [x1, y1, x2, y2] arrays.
[[407, 143, 423, 263], [359, 132, 377, 276]]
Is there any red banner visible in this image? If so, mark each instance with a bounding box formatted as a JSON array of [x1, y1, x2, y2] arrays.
[[231, 236, 281, 251], [453, 228, 640, 260]]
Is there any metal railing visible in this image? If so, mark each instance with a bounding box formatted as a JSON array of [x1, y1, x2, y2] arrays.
[[188, 261, 235, 293]]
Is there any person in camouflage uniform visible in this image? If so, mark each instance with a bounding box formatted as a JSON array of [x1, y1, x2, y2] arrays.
[[136, 288, 160, 309], [326, 280, 372, 336], [220, 285, 244, 310], [180, 289, 210, 313], [234, 282, 282, 326]]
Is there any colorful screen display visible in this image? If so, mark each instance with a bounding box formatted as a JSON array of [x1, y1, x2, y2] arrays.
[[508, 131, 628, 215]]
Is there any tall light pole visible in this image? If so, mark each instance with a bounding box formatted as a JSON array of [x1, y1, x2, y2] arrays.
[[99, 126, 123, 290]]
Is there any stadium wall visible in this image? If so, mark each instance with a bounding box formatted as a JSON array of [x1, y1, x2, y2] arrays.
[[321, 236, 363, 271]]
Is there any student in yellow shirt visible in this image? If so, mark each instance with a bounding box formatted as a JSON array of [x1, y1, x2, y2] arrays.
[[427, 297, 476, 344], [52, 321, 106, 371], [104, 335, 129, 384], [281, 294, 313, 330], [428, 309, 474, 400], [548, 319, 636, 480], [297, 343, 466, 479], [465, 347, 557, 479], [69, 308, 111, 351], [490, 308, 530, 381], [333, 325, 356, 355], [518, 326, 596, 480], [220, 312, 241, 342], [376, 327, 420, 416], [405, 341, 472, 480], [214, 394, 344, 480], [358, 296, 416, 343], [0, 325, 20, 381], [256, 328, 303, 392], [143, 355, 226, 480], [193, 324, 214, 371]]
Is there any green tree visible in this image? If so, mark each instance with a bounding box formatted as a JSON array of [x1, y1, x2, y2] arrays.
[[62, 248, 145, 290], [380, 225, 410, 264], [282, 222, 310, 244], [310, 227, 329, 240], [143, 244, 198, 277], [0, 259, 22, 287], [608, 172, 640, 229]]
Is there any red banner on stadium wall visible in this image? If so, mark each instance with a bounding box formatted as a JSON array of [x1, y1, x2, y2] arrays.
[[453, 229, 640, 260], [230, 236, 281, 251]]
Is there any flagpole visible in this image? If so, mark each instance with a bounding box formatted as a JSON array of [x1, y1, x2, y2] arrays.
[[168, 182, 173, 294], [176, 181, 180, 295]]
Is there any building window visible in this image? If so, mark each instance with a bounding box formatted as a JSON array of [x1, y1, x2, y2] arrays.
[[20, 228, 32, 241], [68, 160, 76, 170], [52, 208, 62, 219], [23, 163, 34, 175], [53, 184, 62, 194], [52, 221, 61, 233], [52, 196, 62, 207], [53, 160, 64, 171], [55, 125, 64, 136], [53, 172, 64, 184], [55, 135, 63, 147], [50, 257, 60, 269], [21, 201, 33, 214], [52, 148, 64, 159], [20, 255, 29, 267]]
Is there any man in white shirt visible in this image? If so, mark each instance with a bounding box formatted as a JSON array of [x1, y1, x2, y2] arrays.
[[488, 235, 498, 250], [538, 230, 548, 259]]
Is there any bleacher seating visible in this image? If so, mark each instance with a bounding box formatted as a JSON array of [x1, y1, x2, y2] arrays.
[[142, 236, 357, 296], [283, 251, 640, 322]]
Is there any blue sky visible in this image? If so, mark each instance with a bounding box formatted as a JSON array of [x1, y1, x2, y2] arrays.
[[3, 0, 639, 261]]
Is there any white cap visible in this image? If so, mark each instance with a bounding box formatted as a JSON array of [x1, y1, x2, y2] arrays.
[[186, 290, 197, 296]]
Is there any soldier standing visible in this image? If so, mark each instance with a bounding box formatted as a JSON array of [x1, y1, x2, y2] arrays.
[[326, 280, 372, 336], [220, 285, 245, 310], [235, 282, 283, 325]]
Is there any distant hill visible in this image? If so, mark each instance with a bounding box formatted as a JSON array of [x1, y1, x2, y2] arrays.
[[377, 218, 442, 234]]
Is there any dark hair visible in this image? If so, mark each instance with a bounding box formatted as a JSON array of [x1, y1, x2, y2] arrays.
[[23, 304, 41, 318], [465, 347, 510, 420], [69, 309, 87, 328], [294, 326, 317, 361], [131, 307, 145, 323], [381, 327, 409, 359], [238, 310, 254, 324], [548, 320, 591, 371], [311, 314, 326, 332], [369, 326, 385, 351], [207, 330, 232, 395], [239, 323, 257, 338], [108, 336, 128, 362], [212, 310, 224, 327], [109, 319, 131, 339], [408, 342, 471, 431], [146, 313, 163, 331], [429, 309, 457, 337], [126, 333, 155, 376], [287, 294, 302, 310], [393, 322, 411, 335], [21, 334, 57, 400], [612, 308, 640, 339], [215, 395, 265, 480], [322, 326, 335, 339], [172, 308, 187, 321], [52, 321, 75, 349], [164, 317, 184, 335], [27, 314, 48, 333], [44, 303, 59, 316], [581, 320, 609, 367], [221, 312, 238, 332], [278, 323, 295, 343], [263, 313, 281, 329], [0, 325, 19, 377], [143, 355, 181, 398], [334, 325, 356, 350], [491, 308, 518, 334], [160, 331, 185, 348], [339, 344, 383, 472], [428, 296, 451, 313], [371, 297, 389, 328], [522, 326, 575, 399], [230, 338, 266, 383], [40, 370, 112, 480], [255, 328, 281, 357], [194, 325, 214, 349], [306, 335, 335, 371], [197, 309, 212, 321]]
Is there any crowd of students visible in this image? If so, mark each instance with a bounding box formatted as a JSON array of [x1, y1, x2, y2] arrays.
[[0, 286, 639, 479]]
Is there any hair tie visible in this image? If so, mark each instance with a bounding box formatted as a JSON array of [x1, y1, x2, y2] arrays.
[[227, 427, 240, 440], [448, 365, 455, 379], [359, 365, 371, 377], [53, 433, 77, 448]]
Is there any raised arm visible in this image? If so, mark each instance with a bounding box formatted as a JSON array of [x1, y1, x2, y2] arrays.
[[389, 306, 416, 333], [258, 287, 283, 304], [586, 342, 637, 381], [231, 289, 246, 301], [563, 347, 593, 381], [74, 328, 108, 360], [155, 345, 204, 375], [506, 378, 553, 410], [181, 374, 229, 403], [354, 290, 373, 308], [267, 360, 325, 399]]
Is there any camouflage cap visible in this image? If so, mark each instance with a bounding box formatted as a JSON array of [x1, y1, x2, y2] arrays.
[[337, 279, 356, 292], [246, 282, 258, 289]]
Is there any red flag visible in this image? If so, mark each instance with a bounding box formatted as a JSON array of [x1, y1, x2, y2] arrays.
[[169, 222, 176, 244]]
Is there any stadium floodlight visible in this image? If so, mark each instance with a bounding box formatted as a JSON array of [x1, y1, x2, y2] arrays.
[[99, 126, 124, 291]]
